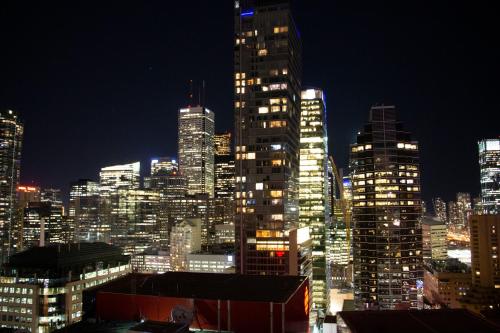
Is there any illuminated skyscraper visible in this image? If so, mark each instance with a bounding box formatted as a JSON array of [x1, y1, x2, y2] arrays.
[[299, 88, 329, 315], [99, 162, 141, 242], [22, 201, 64, 249], [0, 109, 23, 263], [350, 105, 423, 310], [178, 106, 215, 197], [456, 192, 472, 227], [234, 0, 305, 276], [70, 179, 100, 242], [478, 139, 500, 214], [150, 157, 178, 176], [214, 132, 232, 156], [432, 197, 447, 223], [15, 185, 40, 250]]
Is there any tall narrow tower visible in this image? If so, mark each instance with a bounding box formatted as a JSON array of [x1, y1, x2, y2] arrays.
[[350, 105, 423, 309], [234, 0, 303, 275], [178, 106, 215, 197], [0, 109, 24, 263], [478, 139, 500, 214], [299, 88, 329, 315]]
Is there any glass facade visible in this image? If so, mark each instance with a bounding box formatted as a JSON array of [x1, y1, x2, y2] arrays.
[[299, 89, 329, 315], [69, 179, 100, 242], [178, 106, 215, 197], [350, 105, 423, 310], [0, 110, 23, 263], [478, 139, 500, 214]]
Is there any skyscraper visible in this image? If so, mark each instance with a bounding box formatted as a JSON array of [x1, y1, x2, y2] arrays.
[[150, 157, 178, 176], [350, 105, 423, 310], [214, 132, 232, 156], [69, 179, 100, 242], [234, 0, 303, 276], [478, 139, 500, 214], [456, 192, 472, 227], [0, 109, 23, 263], [99, 162, 141, 242], [432, 197, 447, 223], [178, 106, 215, 197], [299, 88, 329, 315]]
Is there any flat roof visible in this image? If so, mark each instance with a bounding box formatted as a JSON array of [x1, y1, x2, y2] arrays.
[[338, 309, 500, 333], [96, 272, 307, 303]]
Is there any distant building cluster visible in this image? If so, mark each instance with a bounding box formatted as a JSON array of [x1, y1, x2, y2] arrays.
[[1, 1, 499, 332]]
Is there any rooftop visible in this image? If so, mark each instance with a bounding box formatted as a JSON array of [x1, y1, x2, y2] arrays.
[[96, 272, 307, 303], [3, 243, 129, 277], [338, 309, 500, 333]]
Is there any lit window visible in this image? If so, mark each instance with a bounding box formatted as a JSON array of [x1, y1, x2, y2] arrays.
[[258, 107, 269, 114], [258, 49, 268, 56], [256, 183, 263, 190], [247, 152, 255, 159]]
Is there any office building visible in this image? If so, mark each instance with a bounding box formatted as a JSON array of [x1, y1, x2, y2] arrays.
[[299, 88, 329, 315], [15, 185, 41, 250], [99, 162, 141, 242], [111, 189, 160, 257], [422, 216, 447, 260], [150, 156, 178, 176], [448, 201, 461, 227], [423, 259, 471, 309], [178, 106, 215, 197], [456, 192, 472, 227], [214, 156, 235, 200], [169, 218, 202, 271], [350, 105, 423, 309], [214, 132, 232, 156], [22, 201, 64, 249], [0, 243, 130, 333], [130, 248, 170, 274], [187, 250, 235, 273], [432, 197, 447, 223], [234, 0, 304, 276], [0, 109, 24, 263], [69, 179, 100, 242], [478, 139, 500, 214]]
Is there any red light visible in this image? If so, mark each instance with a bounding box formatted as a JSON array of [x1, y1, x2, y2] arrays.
[[276, 251, 284, 257]]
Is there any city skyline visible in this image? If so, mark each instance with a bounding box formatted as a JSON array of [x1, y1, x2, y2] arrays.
[[1, 2, 498, 203]]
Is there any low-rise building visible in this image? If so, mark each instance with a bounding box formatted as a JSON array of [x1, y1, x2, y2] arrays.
[[131, 248, 170, 274], [187, 245, 235, 273], [422, 216, 447, 260], [423, 259, 471, 308], [0, 243, 130, 333]]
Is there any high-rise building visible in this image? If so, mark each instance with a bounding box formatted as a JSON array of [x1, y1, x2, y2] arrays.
[[0, 109, 23, 263], [421, 216, 447, 260], [111, 189, 160, 256], [150, 157, 178, 176], [478, 139, 500, 214], [178, 106, 215, 197], [234, 0, 304, 276], [432, 197, 447, 223], [99, 162, 141, 242], [448, 201, 461, 226], [299, 88, 329, 315], [15, 185, 40, 250], [214, 157, 235, 200], [22, 201, 64, 249], [456, 192, 472, 227], [350, 105, 423, 310], [214, 132, 232, 156], [69, 179, 100, 242], [170, 218, 202, 271]]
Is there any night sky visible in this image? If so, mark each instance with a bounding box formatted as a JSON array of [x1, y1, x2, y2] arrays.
[[1, 1, 498, 204]]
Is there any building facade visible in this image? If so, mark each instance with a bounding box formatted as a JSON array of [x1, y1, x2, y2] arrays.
[[478, 139, 500, 214], [421, 216, 447, 260], [432, 197, 447, 223], [169, 218, 202, 271], [299, 88, 329, 316], [0, 110, 24, 263], [350, 105, 423, 309], [69, 179, 100, 242], [234, 0, 304, 276], [178, 106, 215, 197], [0, 243, 130, 333]]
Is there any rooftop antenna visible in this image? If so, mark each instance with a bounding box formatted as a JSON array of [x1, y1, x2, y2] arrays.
[[188, 79, 194, 107]]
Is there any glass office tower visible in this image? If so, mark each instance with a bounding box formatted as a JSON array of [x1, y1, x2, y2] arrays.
[[0, 109, 23, 263], [350, 105, 423, 310], [478, 139, 500, 214], [299, 88, 329, 316]]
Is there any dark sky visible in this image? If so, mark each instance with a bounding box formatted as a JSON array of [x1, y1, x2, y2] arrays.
[[1, 1, 498, 204]]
